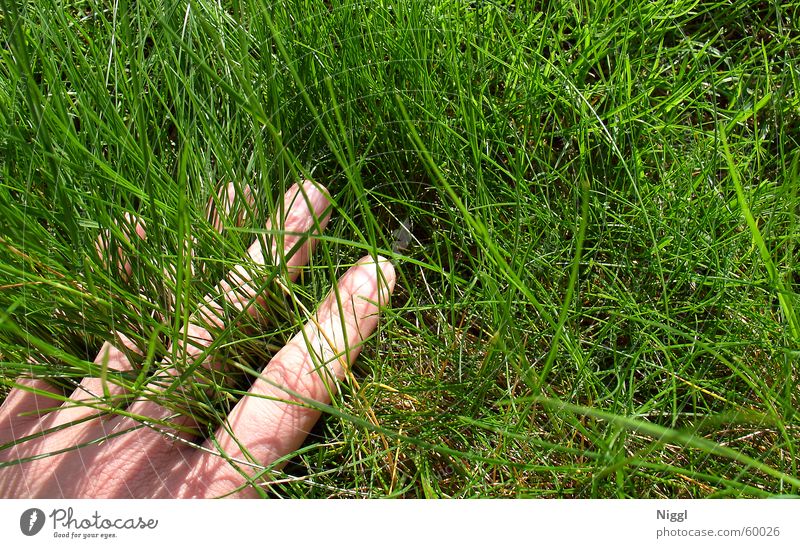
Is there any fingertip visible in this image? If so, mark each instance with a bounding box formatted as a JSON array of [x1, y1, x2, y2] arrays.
[[123, 212, 147, 240], [266, 179, 332, 273], [95, 213, 146, 279], [293, 178, 331, 220], [354, 254, 397, 298], [208, 182, 255, 232]]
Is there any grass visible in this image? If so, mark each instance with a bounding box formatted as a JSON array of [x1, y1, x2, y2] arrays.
[[1, 0, 799, 497]]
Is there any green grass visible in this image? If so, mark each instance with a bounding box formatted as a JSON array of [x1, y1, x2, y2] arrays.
[[1, 0, 799, 497]]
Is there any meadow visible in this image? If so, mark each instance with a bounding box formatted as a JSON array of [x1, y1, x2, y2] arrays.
[[1, 0, 799, 497]]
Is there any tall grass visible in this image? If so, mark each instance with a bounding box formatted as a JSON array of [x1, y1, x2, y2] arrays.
[[1, 0, 799, 497]]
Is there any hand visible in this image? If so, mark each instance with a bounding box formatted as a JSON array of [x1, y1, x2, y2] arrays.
[[0, 180, 396, 498]]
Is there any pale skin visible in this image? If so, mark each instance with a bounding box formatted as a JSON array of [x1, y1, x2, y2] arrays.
[[0, 180, 396, 498]]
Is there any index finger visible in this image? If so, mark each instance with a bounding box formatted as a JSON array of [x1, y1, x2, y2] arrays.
[[180, 255, 396, 498]]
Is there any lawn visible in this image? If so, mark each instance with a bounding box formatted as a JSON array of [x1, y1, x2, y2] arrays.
[[1, 0, 799, 497]]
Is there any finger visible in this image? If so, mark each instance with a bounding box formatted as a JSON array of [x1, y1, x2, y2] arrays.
[[209, 179, 332, 322], [0, 212, 148, 439], [183, 255, 396, 498], [95, 212, 147, 282], [190, 182, 255, 279], [35, 231, 151, 430], [207, 181, 253, 234], [120, 180, 331, 434], [42, 338, 142, 426]]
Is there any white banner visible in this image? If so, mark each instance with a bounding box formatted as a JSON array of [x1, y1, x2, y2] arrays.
[[1, 499, 797, 547]]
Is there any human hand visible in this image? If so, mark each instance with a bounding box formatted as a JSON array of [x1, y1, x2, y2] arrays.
[[0, 180, 396, 498]]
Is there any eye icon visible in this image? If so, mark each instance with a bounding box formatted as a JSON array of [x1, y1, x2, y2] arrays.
[[20, 508, 45, 536]]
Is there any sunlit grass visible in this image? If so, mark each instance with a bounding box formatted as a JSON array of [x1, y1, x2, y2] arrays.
[[1, 0, 799, 497]]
